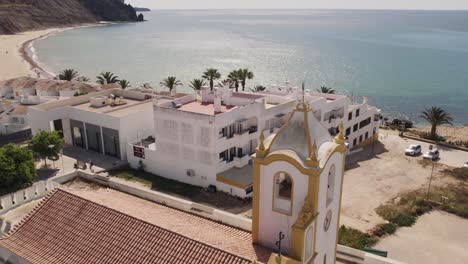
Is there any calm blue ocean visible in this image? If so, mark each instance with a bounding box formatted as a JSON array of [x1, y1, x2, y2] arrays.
[[34, 10, 468, 124]]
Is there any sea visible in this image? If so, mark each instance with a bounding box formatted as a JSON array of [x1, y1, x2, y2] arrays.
[[33, 10, 468, 124]]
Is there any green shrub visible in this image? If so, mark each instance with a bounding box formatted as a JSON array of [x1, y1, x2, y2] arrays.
[[389, 212, 416, 227], [441, 167, 468, 181], [338, 225, 377, 250], [419, 131, 446, 142], [372, 223, 397, 237]]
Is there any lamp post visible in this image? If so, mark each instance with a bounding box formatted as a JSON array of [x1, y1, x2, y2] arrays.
[[426, 160, 436, 200], [60, 149, 65, 173]]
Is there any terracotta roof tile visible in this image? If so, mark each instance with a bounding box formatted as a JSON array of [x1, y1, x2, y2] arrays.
[[0, 189, 265, 264]]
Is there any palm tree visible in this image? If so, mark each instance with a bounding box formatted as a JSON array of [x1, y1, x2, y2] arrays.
[[316, 86, 336, 94], [118, 79, 130, 89], [227, 70, 241, 92], [97, 72, 119, 85], [160, 76, 182, 92], [202, 68, 221, 91], [250, 85, 267, 92], [420, 107, 453, 140], [237, 68, 254, 91], [58, 69, 79, 81], [189, 78, 206, 91]]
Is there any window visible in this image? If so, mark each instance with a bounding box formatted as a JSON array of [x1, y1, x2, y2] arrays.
[[273, 172, 293, 214], [359, 117, 372, 129], [353, 138, 357, 146], [365, 132, 369, 140], [359, 135, 363, 143], [353, 124, 358, 132], [345, 127, 351, 136], [219, 150, 227, 161], [374, 114, 380, 122], [348, 112, 352, 120], [356, 109, 360, 117], [133, 146, 145, 159], [326, 165, 336, 206]]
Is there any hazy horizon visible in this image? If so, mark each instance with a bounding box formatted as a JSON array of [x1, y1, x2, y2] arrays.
[[127, 0, 468, 10]]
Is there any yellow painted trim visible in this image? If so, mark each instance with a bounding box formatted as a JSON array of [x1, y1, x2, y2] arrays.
[[216, 175, 248, 189], [267, 253, 303, 264], [252, 160, 261, 243], [253, 153, 319, 176]]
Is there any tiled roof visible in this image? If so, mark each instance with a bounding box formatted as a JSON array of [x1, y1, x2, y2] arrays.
[[0, 189, 263, 264]]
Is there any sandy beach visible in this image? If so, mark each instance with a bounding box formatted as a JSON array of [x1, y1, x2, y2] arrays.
[[411, 126, 468, 142], [0, 23, 109, 82], [0, 28, 63, 81]]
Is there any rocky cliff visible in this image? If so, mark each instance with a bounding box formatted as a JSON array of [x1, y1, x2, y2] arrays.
[[0, 0, 138, 34]]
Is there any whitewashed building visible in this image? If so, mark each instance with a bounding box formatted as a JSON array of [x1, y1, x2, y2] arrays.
[[127, 88, 296, 197], [29, 89, 156, 160], [263, 85, 381, 151], [127, 85, 381, 198]]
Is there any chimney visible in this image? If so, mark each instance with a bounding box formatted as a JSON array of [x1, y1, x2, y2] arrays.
[[363, 96, 368, 104], [214, 96, 221, 113]]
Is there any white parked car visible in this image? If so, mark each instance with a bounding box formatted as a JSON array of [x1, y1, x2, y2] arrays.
[[464, 162, 468, 168], [423, 149, 440, 161], [405, 144, 422, 156]]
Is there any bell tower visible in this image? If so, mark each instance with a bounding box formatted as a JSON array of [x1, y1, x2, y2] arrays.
[[252, 102, 346, 264]]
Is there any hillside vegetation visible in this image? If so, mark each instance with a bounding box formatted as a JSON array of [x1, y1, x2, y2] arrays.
[[0, 0, 138, 34]]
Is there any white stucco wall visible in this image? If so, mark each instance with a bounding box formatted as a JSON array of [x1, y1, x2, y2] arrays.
[[314, 151, 344, 264], [257, 160, 309, 253]]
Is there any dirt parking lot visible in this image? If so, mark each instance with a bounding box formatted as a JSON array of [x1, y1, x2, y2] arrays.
[[340, 130, 467, 231], [375, 210, 468, 264]]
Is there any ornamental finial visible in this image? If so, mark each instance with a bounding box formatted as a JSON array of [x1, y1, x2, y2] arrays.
[[335, 122, 345, 145], [256, 131, 267, 158], [306, 140, 319, 167]]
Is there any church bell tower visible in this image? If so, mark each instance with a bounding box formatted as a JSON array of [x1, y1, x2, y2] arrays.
[[252, 101, 346, 264]]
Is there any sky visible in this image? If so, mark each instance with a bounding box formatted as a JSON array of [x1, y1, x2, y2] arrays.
[[127, 0, 468, 10]]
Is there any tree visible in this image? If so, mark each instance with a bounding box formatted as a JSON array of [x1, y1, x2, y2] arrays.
[[97, 72, 119, 85], [237, 68, 254, 91], [250, 85, 267, 92], [0, 144, 36, 193], [189, 78, 206, 91], [31, 130, 64, 167], [58, 69, 79, 81], [202, 68, 221, 91], [118, 79, 131, 89], [316, 86, 336, 94], [420, 107, 453, 140], [227, 70, 241, 92], [160, 76, 182, 92]]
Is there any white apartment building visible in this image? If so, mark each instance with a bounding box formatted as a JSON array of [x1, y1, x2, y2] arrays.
[[264, 85, 381, 151], [127, 85, 381, 198], [127, 88, 297, 197], [29, 89, 155, 160]]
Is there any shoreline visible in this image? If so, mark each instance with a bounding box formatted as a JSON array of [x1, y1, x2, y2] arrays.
[[0, 23, 111, 81]]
